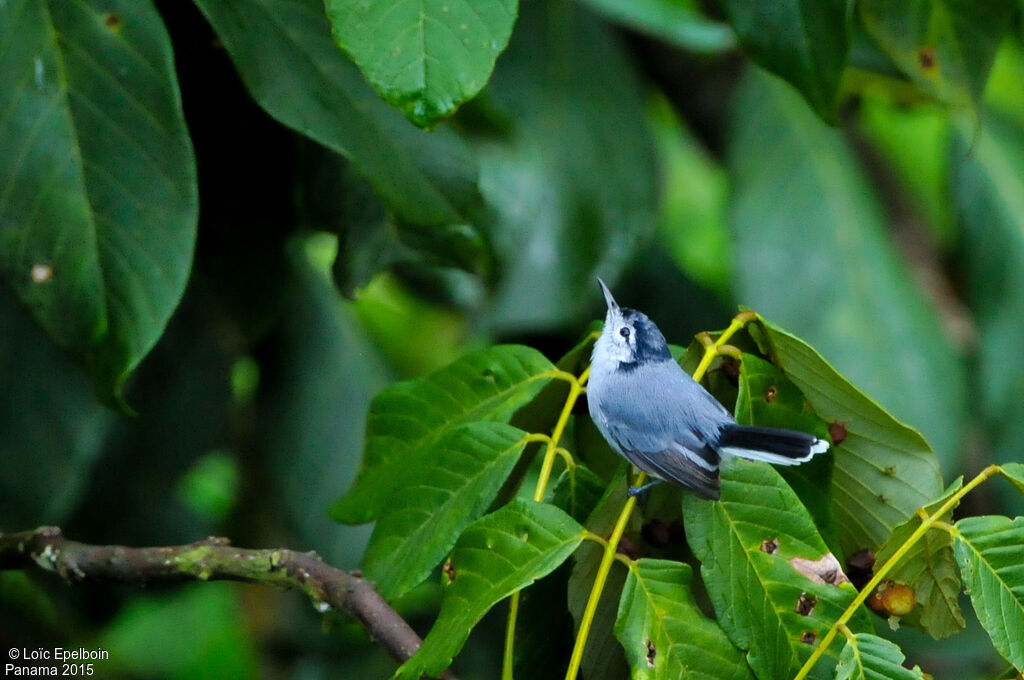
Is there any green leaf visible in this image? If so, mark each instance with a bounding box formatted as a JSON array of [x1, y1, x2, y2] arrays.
[[752, 318, 945, 558], [475, 1, 657, 332], [576, 0, 734, 54], [552, 463, 606, 524], [729, 66, 956, 542], [393, 499, 585, 679], [953, 515, 1024, 669], [99, 586, 258, 680], [259, 238, 390, 569], [683, 459, 866, 680], [615, 559, 754, 680], [0, 288, 115, 528], [856, 97, 953, 245], [859, 0, 1016, 111], [718, 0, 851, 122], [650, 95, 731, 297], [999, 463, 1024, 497], [953, 113, 1024, 490], [874, 480, 965, 638], [735, 353, 830, 440], [835, 633, 925, 680], [0, 0, 197, 398], [734, 352, 837, 551], [324, 0, 517, 128], [332, 344, 556, 524], [192, 0, 481, 226], [362, 422, 530, 600]]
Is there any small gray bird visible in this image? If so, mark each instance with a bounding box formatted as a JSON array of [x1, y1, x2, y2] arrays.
[[587, 279, 829, 500]]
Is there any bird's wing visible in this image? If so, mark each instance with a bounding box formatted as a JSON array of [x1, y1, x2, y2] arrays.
[[605, 421, 721, 500]]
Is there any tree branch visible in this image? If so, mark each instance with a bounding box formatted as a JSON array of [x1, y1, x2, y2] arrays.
[[0, 526, 455, 680]]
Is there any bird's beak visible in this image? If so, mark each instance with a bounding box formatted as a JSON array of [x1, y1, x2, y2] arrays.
[[597, 278, 618, 312]]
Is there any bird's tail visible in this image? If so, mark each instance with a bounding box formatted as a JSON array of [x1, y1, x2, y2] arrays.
[[716, 425, 829, 465]]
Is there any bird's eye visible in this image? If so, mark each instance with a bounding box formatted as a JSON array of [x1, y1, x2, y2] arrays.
[[619, 327, 630, 339]]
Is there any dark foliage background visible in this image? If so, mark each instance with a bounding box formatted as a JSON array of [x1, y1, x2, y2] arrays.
[[2, 0, 1024, 677]]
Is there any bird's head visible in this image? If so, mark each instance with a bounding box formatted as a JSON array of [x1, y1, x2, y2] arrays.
[[595, 279, 672, 370]]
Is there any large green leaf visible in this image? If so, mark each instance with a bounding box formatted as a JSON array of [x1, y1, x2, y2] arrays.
[[576, 0, 734, 53], [734, 352, 837, 551], [258, 237, 390, 569], [873, 480, 965, 638], [615, 559, 754, 680], [332, 344, 556, 524], [683, 459, 866, 680], [835, 633, 925, 680], [0, 0, 197, 397], [718, 0, 851, 122], [953, 515, 1024, 669], [192, 0, 481, 227], [362, 422, 530, 600], [0, 288, 114, 528], [393, 499, 585, 679], [729, 67, 964, 477], [475, 0, 657, 332], [324, 0, 517, 128], [752, 319, 944, 558], [859, 0, 1016, 111], [954, 113, 1024, 488]]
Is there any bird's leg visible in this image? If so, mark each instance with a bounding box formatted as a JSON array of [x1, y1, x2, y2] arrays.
[[626, 479, 663, 498]]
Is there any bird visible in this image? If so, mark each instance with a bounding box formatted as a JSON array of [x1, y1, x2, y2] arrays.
[[586, 279, 829, 500]]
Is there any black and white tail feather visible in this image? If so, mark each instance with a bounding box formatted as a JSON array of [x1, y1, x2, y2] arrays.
[[586, 278, 830, 501], [717, 425, 830, 466]]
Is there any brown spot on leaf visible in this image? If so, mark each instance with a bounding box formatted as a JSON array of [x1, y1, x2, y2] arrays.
[[765, 386, 777, 402], [918, 46, 937, 74], [443, 558, 456, 584], [645, 639, 656, 668], [103, 13, 122, 32], [760, 537, 780, 555], [828, 422, 847, 446], [790, 553, 850, 586], [800, 631, 817, 645], [795, 592, 817, 616]]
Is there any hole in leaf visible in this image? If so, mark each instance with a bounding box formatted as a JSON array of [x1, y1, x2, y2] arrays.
[[800, 631, 817, 645], [765, 386, 777, 402], [443, 558, 456, 584], [760, 537, 780, 554], [645, 639, 656, 667], [795, 592, 817, 616]]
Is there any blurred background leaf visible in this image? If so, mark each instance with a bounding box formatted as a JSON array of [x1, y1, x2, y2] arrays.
[[472, 0, 658, 332], [729, 68, 968, 473]]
